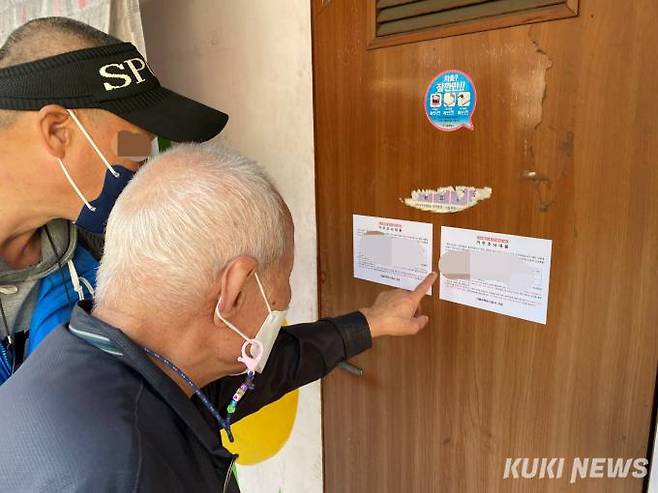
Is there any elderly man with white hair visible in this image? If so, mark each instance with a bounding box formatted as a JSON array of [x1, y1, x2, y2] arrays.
[[0, 143, 438, 492]]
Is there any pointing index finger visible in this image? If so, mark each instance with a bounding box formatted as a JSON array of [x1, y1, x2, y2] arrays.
[[411, 271, 438, 302]]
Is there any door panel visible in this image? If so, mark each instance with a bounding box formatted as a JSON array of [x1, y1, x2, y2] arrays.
[[313, 0, 658, 491]]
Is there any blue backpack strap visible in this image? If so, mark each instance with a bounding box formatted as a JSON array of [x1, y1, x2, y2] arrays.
[[26, 245, 99, 357]]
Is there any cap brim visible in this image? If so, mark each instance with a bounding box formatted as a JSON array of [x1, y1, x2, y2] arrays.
[[107, 86, 229, 143]]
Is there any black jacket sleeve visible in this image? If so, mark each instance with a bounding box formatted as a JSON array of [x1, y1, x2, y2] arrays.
[[203, 311, 372, 422]]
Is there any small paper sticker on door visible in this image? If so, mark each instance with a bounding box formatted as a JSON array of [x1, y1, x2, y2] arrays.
[[425, 70, 477, 132], [402, 186, 491, 213]]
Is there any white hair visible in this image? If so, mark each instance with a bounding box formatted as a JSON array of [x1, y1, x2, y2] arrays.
[[94, 142, 289, 321]]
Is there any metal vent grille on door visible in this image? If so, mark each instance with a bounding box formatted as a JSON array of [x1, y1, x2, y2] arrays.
[[370, 0, 578, 48]]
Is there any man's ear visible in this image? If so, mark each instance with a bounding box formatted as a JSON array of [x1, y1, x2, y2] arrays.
[[214, 256, 258, 321], [36, 105, 73, 159]]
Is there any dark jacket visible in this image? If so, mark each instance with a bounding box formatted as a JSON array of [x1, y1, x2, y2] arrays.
[[0, 301, 371, 492]]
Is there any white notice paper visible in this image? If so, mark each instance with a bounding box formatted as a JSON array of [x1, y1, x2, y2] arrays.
[[353, 214, 433, 293], [439, 226, 552, 324]]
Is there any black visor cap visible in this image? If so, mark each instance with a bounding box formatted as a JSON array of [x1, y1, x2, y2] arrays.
[[0, 42, 228, 143]]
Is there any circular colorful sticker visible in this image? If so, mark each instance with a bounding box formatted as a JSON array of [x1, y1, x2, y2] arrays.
[[424, 70, 477, 132]]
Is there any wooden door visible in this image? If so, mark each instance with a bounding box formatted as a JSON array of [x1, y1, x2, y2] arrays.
[[313, 0, 658, 492]]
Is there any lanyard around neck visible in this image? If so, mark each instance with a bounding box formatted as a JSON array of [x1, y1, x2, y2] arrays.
[[143, 346, 255, 443], [69, 319, 255, 444]]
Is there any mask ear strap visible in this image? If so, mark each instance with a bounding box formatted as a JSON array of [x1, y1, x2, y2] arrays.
[[215, 298, 263, 372], [215, 298, 251, 341], [254, 272, 273, 315], [56, 157, 96, 211], [66, 109, 119, 178]]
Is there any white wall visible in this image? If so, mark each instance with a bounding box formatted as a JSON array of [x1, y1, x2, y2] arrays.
[[139, 1, 320, 492]]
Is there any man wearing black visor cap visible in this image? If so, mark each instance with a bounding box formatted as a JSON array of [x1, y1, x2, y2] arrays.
[[0, 17, 228, 384]]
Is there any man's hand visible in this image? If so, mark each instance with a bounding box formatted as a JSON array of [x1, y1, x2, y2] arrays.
[[359, 272, 438, 338]]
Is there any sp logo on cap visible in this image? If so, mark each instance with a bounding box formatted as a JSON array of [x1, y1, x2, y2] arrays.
[[99, 57, 153, 92]]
